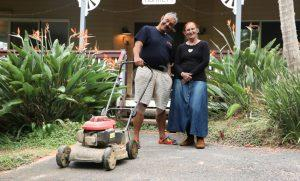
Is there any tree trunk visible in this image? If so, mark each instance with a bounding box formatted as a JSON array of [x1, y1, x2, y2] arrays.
[[278, 0, 300, 72]]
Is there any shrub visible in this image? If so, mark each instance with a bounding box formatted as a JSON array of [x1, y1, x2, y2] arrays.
[[263, 73, 300, 144], [208, 22, 287, 118], [0, 32, 121, 134]]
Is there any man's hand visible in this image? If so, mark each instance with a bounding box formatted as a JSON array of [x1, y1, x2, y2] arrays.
[[134, 56, 144, 67], [181, 72, 192, 83]]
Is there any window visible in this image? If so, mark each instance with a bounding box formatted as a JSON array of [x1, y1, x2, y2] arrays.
[[41, 21, 69, 46], [0, 20, 9, 50], [0, 18, 69, 49], [10, 21, 39, 47], [261, 21, 282, 47], [241, 22, 260, 50], [242, 20, 300, 48]]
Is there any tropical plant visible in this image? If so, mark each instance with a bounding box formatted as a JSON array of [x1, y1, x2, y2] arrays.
[[0, 30, 121, 134], [208, 21, 287, 118], [263, 73, 300, 144], [208, 52, 250, 116]]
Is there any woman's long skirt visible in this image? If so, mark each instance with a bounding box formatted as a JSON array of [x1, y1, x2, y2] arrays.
[[167, 79, 208, 137]]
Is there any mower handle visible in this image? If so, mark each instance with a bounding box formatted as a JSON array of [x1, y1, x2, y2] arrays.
[[101, 60, 153, 133], [101, 61, 135, 117]]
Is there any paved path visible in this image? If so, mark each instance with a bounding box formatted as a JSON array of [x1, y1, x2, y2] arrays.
[[0, 133, 299, 181]]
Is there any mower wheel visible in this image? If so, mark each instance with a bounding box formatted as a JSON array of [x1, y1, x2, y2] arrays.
[[103, 147, 116, 170], [56, 145, 71, 168], [126, 140, 138, 159]]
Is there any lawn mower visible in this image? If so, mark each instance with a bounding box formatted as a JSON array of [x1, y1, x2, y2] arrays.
[[56, 60, 152, 170]]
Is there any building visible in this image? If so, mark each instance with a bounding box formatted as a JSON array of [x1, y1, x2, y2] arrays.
[[0, 0, 299, 97]]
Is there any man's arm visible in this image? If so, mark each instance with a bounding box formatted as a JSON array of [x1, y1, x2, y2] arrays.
[[133, 41, 144, 66]]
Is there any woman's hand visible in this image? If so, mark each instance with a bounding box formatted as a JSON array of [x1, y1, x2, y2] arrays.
[[181, 72, 192, 83]]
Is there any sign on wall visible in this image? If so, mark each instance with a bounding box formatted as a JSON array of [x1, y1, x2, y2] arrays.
[[142, 0, 176, 5]]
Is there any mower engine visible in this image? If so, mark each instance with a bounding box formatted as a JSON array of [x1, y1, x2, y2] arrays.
[[77, 116, 119, 147]]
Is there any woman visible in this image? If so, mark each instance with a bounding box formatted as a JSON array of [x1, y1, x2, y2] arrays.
[[167, 22, 210, 149]]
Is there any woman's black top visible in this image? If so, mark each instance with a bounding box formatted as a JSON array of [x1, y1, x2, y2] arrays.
[[174, 41, 210, 81]]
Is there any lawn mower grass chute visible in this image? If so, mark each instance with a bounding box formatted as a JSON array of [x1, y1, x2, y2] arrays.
[[56, 60, 143, 171]]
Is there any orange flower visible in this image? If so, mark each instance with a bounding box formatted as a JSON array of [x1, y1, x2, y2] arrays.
[[210, 50, 216, 57], [17, 27, 20, 36], [103, 54, 116, 69], [77, 29, 94, 52], [71, 27, 77, 34], [246, 23, 259, 30], [9, 27, 22, 39], [44, 23, 50, 36], [82, 29, 94, 41], [231, 23, 236, 33], [34, 45, 40, 51], [29, 30, 41, 41], [93, 43, 100, 53], [227, 20, 231, 26]]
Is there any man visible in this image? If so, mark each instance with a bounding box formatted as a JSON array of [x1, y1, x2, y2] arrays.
[[132, 12, 178, 147]]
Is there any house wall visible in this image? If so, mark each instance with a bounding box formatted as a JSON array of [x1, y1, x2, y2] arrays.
[[0, 0, 299, 97], [1, 0, 299, 49]]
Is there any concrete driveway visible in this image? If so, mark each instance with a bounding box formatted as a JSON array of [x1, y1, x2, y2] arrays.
[[0, 132, 299, 181]]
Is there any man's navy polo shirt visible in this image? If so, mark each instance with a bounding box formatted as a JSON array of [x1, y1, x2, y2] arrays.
[[135, 25, 174, 70]]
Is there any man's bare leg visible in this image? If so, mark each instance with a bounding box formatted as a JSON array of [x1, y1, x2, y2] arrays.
[[133, 103, 146, 142], [156, 109, 167, 139], [133, 111, 144, 142]]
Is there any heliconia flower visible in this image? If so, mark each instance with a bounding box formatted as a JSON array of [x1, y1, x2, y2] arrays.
[[77, 29, 94, 51], [45, 23, 49, 32], [34, 30, 40, 37], [227, 20, 231, 26], [210, 50, 216, 57], [93, 43, 99, 53], [246, 23, 259, 30], [17, 27, 20, 36], [77, 45, 85, 52], [29, 30, 41, 41], [103, 54, 116, 69], [34, 45, 40, 51], [82, 29, 94, 40], [71, 27, 77, 34], [246, 23, 253, 31], [69, 27, 79, 40], [9, 27, 22, 39], [232, 24, 236, 32]]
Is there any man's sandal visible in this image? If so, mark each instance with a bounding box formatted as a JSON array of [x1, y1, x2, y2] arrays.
[[158, 136, 178, 145]]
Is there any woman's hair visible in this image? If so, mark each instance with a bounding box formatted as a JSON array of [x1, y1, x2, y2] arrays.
[[183, 21, 199, 32]]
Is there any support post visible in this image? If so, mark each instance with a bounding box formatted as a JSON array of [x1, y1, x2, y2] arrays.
[[79, 0, 87, 49], [235, 0, 242, 50]]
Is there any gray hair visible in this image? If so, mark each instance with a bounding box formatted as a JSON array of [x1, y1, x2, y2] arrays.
[[164, 12, 178, 24]]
